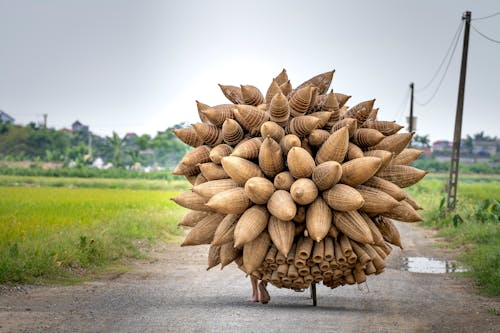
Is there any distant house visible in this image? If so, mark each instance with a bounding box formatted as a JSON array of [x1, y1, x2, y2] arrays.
[[432, 140, 452, 152], [472, 140, 497, 156], [72, 120, 89, 133], [0, 110, 14, 124]]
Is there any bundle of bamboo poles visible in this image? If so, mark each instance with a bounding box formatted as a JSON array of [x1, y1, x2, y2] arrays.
[[172, 69, 427, 291]]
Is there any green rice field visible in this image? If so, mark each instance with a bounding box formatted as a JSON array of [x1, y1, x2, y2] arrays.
[[0, 184, 185, 283]]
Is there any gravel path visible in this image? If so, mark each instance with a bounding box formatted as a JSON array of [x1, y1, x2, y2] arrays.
[[1, 222, 498, 333]]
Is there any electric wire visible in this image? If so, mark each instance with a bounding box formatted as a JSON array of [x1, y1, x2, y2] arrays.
[[416, 21, 464, 92], [471, 11, 500, 21], [415, 22, 464, 106], [471, 24, 500, 44]]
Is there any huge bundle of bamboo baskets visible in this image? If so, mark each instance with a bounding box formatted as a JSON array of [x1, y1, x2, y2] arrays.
[[172, 69, 427, 291]]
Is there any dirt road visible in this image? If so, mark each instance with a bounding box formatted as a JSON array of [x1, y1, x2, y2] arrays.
[[1, 222, 498, 333]]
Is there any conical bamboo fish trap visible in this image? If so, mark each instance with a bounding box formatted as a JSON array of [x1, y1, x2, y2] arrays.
[[306, 197, 332, 242], [344, 99, 376, 126], [382, 200, 423, 222], [201, 105, 234, 127], [362, 176, 407, 201], [267, 190, 297, 221], [172, 162, 200, 176], [315, 126, 349, 164], [362, 120, 404, 136], [268, 216, 295, 257], [220, 241, 242, 268], [288, 116, 320, 137], [231, 137, 262, 159], [218, 84, 243, 104], [340, 157, 382, 187], [193, 173, 207, 185], [233, 205, 270, 248], [212, 214, 239, 246], [209, 144, 233, 164], [280, 134, 301, 155], [352, 128, 385, 147], [241, 85, 265, 106], [268, 92, 290, 125], [373, 216, 403, 249], [199, 162, 229, 181], [312, 161, 342, 191], [180, 145, 211, 167], [244, 177, 275, 204], [287, 147, 316, 178], [178, 210, 212, 228], [290, 178, 318, 205], [173, 127, 204, 147], [308, 129, 331, 147], [261, 121, 285, 143], [273, 171, 295, 191], [334, 210, 374, 245], [324, 237, 334, 261], [280, 80, 292, 97], [376, 165, 427, 188], [289, 86, 315, 117], [243, 231, 271, 274], [192, 179, 238, 199], [172, 190, 212, 211], [207, 244, 221, 270], [309, 111, 332, 129], [220, 156, 264, 185], [322, 184, 364, 211], [181, 213, 225, 246], [390, 148, 423, 165], [259, 137, 285, 177], [265, 79, 281, 104], [295, 70, 334, 95], [205, 187, 251, 214], [346, 142, 364, 160], [233, 105, 269, 132], [369, 132, 414, 155], [193, 123, 223, 147], [222, 119, 244, 146], [330, 118, 357, 138], [356, 185, 400, 214], [364, 150, 393, 171]]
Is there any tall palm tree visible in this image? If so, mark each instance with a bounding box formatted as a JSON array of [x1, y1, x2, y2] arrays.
[[108, 132, 124, 167]]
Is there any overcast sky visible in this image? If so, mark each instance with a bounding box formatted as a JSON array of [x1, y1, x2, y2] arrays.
[[0, 0, 499, 142]]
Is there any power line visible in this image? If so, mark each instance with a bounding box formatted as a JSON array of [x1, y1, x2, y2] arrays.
[[415, 21, 464, 106], [416, 21, 464, 92], [471, 11, 500, 21], [471, 24, 500, 44]]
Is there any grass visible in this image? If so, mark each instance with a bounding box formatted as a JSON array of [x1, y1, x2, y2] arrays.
[[0, 186, 186, 284], [407, 175, 500, 296], [0, 175, 190, 191]]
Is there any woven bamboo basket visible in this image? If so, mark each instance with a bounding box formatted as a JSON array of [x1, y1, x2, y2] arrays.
[[212, 214, 239, 246], [233, 205, 270, 248], [205, 187, 251, 214], [290, 178, 319, 205], [268, 216, 295, 257]]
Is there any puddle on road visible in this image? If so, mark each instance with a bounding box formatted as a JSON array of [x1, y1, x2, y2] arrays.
[[402, 257, 467, 274]]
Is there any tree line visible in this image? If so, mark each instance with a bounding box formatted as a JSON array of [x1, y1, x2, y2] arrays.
[[0, 121, 190, 169]]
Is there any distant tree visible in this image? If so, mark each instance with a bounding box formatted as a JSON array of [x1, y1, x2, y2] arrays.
[[413, 134, 431, 148], [107, 132, 125, 167]]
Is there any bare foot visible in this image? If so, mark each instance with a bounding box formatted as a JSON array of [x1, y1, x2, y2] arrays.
[[258, 281, 270, 304], [248, 294, 259, 302]]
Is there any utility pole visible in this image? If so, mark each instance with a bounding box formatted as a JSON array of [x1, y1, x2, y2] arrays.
[[43, 114, 47, 128], [447, 11, 471, 210], [409, 82, 415, 133]]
